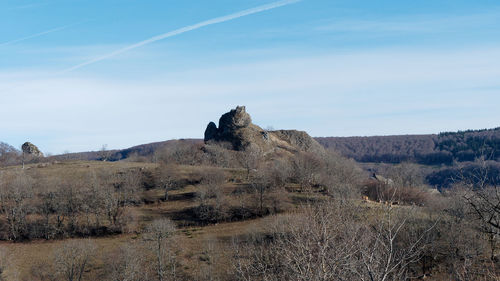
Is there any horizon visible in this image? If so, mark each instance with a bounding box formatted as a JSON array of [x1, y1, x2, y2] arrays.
[[2, 0, 500, 154], [7, 124, 500, 156]]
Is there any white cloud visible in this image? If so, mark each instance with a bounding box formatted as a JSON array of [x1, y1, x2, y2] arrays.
[[1, 46, 499, 153]]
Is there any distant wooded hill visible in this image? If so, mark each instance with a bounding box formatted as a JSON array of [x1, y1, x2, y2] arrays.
[[4, 128, 498, 166], [47, 139, 203, 162], [3, 128, 499, 189], [316, 127, 500, 165]]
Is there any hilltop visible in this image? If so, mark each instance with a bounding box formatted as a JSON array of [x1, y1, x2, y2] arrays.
[[204, 106, 325, 155]]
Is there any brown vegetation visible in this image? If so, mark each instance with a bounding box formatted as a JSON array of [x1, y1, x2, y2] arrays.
[[0, 118, 499, 280]]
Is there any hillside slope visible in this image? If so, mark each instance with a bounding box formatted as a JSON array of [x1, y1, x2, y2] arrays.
[[317, 127, 500, 165]]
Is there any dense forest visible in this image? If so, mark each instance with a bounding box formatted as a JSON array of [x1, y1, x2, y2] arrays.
[[316, 127, 500, 165]]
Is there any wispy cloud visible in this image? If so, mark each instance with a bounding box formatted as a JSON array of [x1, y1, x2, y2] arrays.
[[317, 11, 500, 34], [3, 46, 500, 153], [61, 0, 301, 73], [0, 21, 87, 47]]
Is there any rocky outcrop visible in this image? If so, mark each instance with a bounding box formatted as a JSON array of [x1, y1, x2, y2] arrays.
[[218, 106, 252, 133], [22, 142, 43, 157], [204, 106, 325, 155], [204, 122, 218, 142], [204, 106, 260, 150]]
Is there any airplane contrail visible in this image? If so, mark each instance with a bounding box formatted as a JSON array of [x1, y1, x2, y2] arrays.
[[0, 21, 86, 47], [62, 0, 301, 73]]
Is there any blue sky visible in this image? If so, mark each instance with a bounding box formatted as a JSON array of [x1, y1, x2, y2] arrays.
[[1, 0, 499, 154]]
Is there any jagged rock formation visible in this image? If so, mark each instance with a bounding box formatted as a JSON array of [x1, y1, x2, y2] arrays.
[[204, 106, 260, 150], [204, 106, 325, 155], [22, 142, 43, 157]]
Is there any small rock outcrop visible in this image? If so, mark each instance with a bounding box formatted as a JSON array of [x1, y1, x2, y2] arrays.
[[204, 106, 325, 155], [204, 122, 218, 142], [22, 142, 43, 157]]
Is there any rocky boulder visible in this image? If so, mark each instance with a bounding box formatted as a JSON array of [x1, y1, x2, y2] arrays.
[[22, 142, 43, 157]]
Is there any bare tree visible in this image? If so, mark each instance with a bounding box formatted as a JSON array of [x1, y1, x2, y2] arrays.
[[105, 244, 149, 281], [354, 205, 437, 281], [197, 236, 228, 281], [202, 142, 236, 168], [58, 183, 82, 234], [54, 239, 97, 281], [460, 159, 500, 235], [97, 170, 142, 230], [250, 171, 269, 216], [453, 158, 500, 268], [233, 201, 362, 281], [250, 165, 286, 216], [0, 171, 33, 241], [143, 219, 178, 281], [199, 168, 226, 198], [0, 142, 20, 167], [319, 151, 363, 198], [238, 144, 262, 180], [98, 144, 112, 161], [291, 152, 323, 192], [233, 200, 437, 281], [156, 141, 204, 166], [102, 184, 121, 227], [115, 170, 142, 205], [157, 164, 178, 201], [38, 189, 58, 239], [82, 172, 105, 232], [385, 162, 425, 188], [430, 189, 497, 280], [196, 168, 228, 222]]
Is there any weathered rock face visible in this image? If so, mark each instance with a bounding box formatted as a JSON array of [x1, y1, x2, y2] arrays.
[[204, 106, 256, 150], [218, 106, 252, 133], [272, 130, 325, 155], [204, 106, 326, 155], [22, 142, 43, 157]]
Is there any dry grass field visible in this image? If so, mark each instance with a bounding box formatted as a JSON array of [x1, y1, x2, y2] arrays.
[[0, 155, 497, 281], [0, 160, 287, 280]]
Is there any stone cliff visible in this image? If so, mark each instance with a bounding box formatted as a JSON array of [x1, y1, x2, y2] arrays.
[[204, 106, 325, 155]]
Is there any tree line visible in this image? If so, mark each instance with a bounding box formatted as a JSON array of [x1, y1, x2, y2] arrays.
[[316, 127, 500, 165]]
